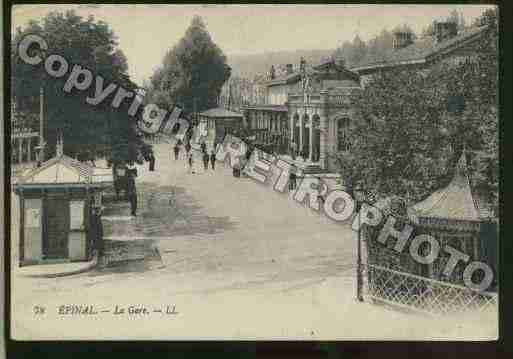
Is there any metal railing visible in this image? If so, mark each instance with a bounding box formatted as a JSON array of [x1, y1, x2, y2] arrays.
[[364, 263, 498, 316]]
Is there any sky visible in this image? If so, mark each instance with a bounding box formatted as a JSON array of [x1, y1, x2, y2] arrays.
[[12, 4, 495, 86]]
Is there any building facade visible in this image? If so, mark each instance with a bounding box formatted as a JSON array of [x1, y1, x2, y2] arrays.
[[243, 59, 361, 173]]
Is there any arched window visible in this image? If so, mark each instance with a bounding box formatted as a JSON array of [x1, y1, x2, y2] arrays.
[[337, 117, 351, 151]]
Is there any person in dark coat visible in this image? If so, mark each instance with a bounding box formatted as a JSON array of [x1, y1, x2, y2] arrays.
[[289, 167, 297, 191], [210, 150, 216, 170], [202, 151, 209, 171], [127, 170, 137, 217], [188, 152, 195, 174], [149, 152, 155, 171], [173, 144, 180, 160]]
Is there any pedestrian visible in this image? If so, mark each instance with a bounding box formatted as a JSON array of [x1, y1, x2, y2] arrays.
[[126, 166, 138, 217], [149, 152, 155, 171], [185, 142, 192, 156], [202, 151, 209, 171], [289, 167, 297, 191], [188, 152, 194, 174], [290, 141, 297, 160], [200, 141, 207, 154], [210, 150, 216, 170], [173, 143, 180, 160]]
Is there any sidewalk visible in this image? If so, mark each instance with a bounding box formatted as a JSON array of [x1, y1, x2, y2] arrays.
[[16, 253, 98, 278]]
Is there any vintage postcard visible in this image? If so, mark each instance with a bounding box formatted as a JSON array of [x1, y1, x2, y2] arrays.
[[8, 4, 499, 341]]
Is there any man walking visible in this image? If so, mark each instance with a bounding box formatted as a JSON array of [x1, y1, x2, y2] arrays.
[[173, 143, 180, 160], [202, 151, 209, 172], [185, 142, 192, 158], [126, 162, 138, 217], [210, 150, 216, 170], [289, 167, 297, 191], [149, 151, 155, 171], [290, 141, 297, 160], [188, 152, 195, 174]]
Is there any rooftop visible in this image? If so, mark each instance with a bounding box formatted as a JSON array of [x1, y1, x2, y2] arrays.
[[16, 154, 113, 187], [409, 153, 480, 222], [350, 25, 487, 73], [242, 104, 288, 112], [265, 59, 360, 87], [199, 107, 244, 118]]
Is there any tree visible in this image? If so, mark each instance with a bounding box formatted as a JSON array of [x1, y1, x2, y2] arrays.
[[422, 9, 466, 37], [147, 16, 231, 114], [334, 8, 498, 214], [340, 68, 453, 203], [11, 10, 137, 161], [332, 35, 368, 68]]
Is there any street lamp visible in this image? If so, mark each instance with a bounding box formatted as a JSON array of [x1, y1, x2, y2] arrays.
[[355, 184, 364, 302], [35, 48, 47, 164]]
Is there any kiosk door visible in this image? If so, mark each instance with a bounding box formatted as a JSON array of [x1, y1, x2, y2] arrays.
[[43, 198, 70, 259]]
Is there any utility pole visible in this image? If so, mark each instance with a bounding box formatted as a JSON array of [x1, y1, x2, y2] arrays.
[[38, 86, 45, 164]]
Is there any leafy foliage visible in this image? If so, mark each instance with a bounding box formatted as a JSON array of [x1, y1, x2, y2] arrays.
[[11, 10, 138, 162], [147, 16, 231, 114], [333, 9, 498, 215]]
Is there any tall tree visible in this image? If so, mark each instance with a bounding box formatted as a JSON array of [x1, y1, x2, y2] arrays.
[[333, 8, 498, 213], [147, 16, 231, 114], [11, 10, 137, 161]]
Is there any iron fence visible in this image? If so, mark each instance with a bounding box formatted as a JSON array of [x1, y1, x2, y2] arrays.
[[363, 263, 498, 316]]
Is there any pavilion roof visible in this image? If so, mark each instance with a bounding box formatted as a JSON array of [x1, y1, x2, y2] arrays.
[[409, 153, 480, 222], [16, 154, 112, 187]]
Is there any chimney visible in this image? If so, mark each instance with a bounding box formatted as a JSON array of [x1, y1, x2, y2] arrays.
[[286, 63, 293, 75], [434, 21, 458, 43], [393, 31, 414, 50], [269, 65, 276, 80]]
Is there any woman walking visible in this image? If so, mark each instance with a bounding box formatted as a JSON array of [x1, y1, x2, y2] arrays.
[[188, 152, 195, 174], [210, 150, 216, 170]]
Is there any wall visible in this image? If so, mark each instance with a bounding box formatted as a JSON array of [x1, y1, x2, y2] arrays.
[[23, 198, 43, 263], [267, 85, 289, 105]]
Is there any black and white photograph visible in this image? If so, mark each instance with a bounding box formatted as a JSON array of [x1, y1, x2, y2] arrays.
[[7, 3, 499, 341]]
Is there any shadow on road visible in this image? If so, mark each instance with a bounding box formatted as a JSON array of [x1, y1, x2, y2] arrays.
[[102, 183, 236, 239]]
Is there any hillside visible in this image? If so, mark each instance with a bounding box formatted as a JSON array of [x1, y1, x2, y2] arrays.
[[227, 49, 335, 79]]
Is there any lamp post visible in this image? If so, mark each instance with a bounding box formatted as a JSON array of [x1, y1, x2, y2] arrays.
[[36, 48, 47, 164], [38, 86, 46, 163], [356, 186, 364, 302]]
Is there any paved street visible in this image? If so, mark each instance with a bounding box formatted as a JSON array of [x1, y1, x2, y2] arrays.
[[10, 143, 497, 340]]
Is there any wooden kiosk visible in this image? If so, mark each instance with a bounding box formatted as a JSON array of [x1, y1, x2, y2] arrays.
[[13, 142, 113, 267]]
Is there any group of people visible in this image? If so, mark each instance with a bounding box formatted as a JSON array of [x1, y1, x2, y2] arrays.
[[173, 140, 216, 174]]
